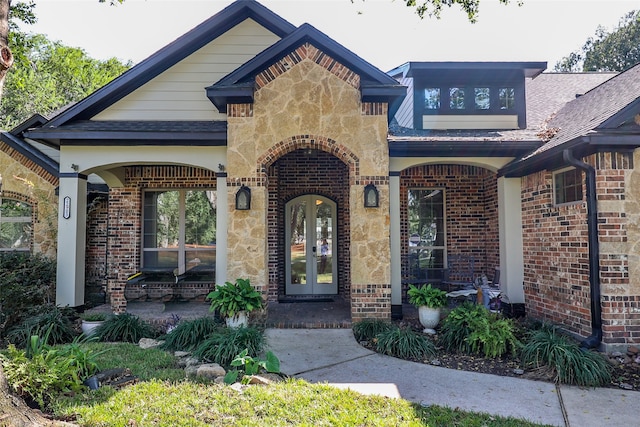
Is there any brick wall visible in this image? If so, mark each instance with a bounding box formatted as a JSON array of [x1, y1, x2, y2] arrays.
[[85, 196, 108, 305], [522, 152, 639, 346], [399, 164, 499, 299]]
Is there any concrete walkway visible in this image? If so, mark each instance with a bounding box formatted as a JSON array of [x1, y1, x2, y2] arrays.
[[265, 329, 638, 427]]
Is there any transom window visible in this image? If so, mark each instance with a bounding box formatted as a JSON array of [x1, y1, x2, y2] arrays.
[[407, 189, 446, 283], [499, 88, 515, 109], [143, 190, 216, 275], [554, 168, 583, 205], [0, 198, 32, 252], [424, 88, 441, 109], [474, 87, 490, 109], [449, 88, 465, 109]]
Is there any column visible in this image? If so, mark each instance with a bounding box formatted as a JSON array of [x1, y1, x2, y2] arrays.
[[215, 172, 228, 285], [56, 173, 87, 307], [389, 172, 402, 318], [498, 177, 525, 303]]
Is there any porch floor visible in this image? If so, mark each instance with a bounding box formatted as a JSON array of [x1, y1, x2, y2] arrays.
[[88, 297, 419, 329]]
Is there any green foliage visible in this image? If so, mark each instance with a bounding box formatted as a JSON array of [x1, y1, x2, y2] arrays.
[[6, 304, 77, 348], [207, 278, 263, 318], [0, 252, 56, 338], [521, 325, 612, 387], [193, 326, 264, 367], [396, 0, 515, 23], [2, 31, 130, 130], [224, 348, 281, 384], [407, 284, 448, 308], [95, 313, 158, 343], [555, 10, 640, 71], [352, 318, 395, 341], [439, 302, 520, 358], [375, 326, 436, 360], [80, 312, 109, 322], [160, 316, 221, 351]]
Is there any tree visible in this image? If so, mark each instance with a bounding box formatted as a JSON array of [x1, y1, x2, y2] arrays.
[[1, 32, 130, 130], [354, 0, 518, 23], [555, 10, 640, 72]]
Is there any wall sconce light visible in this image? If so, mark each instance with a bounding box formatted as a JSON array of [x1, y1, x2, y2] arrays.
[[364, 183, 379, 208], [235, 185, 251, 210]]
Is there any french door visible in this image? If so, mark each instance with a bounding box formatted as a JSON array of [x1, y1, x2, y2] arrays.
[[285, 195, 337, 295]]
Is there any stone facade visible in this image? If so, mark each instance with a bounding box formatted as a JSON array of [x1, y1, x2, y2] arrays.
[[0, 142, 58, 258]]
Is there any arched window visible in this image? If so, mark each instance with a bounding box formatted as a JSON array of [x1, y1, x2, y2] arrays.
[[0, 198, 32, 251]]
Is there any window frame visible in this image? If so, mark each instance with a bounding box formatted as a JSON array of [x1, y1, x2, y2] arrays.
[[553, 167, 584, 206], [0, 197, 32, 252]]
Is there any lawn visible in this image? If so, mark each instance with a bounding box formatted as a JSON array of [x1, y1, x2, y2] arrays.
[[49, 343, 553, 427]]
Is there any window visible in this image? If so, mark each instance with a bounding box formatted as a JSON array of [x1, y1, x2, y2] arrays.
[[143, 190, 216, 275], [407, 189, 446, 283], [424, 88, 440, 109], [554, 168, 583, 205], [0, 198, 32, 251], [449, 88, 465, 109], [474, 87, 490, 109], [499, 88, 515, 109]]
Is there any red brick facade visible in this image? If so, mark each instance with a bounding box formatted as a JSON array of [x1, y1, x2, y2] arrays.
[[522, 152, 639, 345]]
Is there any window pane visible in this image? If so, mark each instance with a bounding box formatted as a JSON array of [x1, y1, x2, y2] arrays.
[[474, 87, 490, 109], [185, 190, 216, 272], [143, 250, 178, 269], [144, 191, 179, 250], [499, 88, 515, 109], [449, 87, 465, 109], [0, 200, 31, 250], [0, 200, 31, 217], [424, 88, 440, 109], [554, 169, 583, 205]]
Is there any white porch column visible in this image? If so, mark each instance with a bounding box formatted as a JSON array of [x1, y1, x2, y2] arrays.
[[389, 172, 402, 316], [56, 174, 87, 307], [215, 172, 228, 285], [498, 176, 525, 303]]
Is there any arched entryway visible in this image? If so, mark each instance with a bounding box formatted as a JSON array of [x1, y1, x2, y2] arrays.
[[265, 148, 350, 302]]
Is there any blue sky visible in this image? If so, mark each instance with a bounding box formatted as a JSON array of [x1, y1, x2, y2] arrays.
[[22, 0, 639, 72]]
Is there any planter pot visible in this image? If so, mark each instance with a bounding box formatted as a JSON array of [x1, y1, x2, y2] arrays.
[[81, 320, 104, 336], [418, 306, 441, 335], [225, 311, 248, 328]]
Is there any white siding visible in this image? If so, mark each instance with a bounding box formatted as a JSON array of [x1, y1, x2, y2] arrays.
[[422, 115, 518, 130], [394, 76, 413, 128], [94, 19, 281, 121]]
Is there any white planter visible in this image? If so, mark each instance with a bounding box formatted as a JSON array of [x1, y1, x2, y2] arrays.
[[81, 320, 104, 336], [225, 311, 248, 328], [418, 306, 441, 335]]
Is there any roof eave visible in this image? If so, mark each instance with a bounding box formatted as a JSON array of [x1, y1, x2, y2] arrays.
[[389, 140, 542, 158], [0, 131, 59, 177]]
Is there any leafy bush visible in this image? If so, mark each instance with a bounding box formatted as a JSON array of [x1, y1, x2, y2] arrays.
[[375, 327, 436, 360], [95, 313, 157, 343], [224, 348, 281, 384], [521, 325, 612, 386], [439, 302, 520, 358], [352, 319, 395, 342], [160, 316, 222, 351], [193, 326, 264, 367], [407, 284, 448, 308], [0, 252, 56, 338], [6, 304, 77, 348], [207, 278, 263, 318]]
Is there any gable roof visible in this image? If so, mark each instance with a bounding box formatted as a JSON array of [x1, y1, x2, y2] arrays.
[[501, 63, 640, 176], [42, 0, 296, 129], [206, 23, 406, 114]]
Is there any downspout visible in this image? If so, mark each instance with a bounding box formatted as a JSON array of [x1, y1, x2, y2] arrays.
[[562, 149, 602, 348]]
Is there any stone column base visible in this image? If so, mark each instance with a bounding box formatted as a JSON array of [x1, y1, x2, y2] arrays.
[[351, 283, 391, 322]]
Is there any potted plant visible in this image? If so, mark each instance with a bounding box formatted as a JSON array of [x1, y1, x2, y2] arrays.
[[407, 284, 448, 334], [80, 312, 108, 336], [207, 278, 263, 328]]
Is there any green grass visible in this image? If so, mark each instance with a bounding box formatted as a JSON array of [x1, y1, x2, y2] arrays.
[[49, 343, 552, 427]]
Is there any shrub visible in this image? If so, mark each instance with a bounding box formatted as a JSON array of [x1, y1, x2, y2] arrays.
[[224, 349, 281, 384], [160, 316, 222, 351], [6, 304, 77, 348], [0, 252, 56, 338], [520, 325, 612, 387], [207, 278, 263, 319], [352, 319, 395, 342], [439, 302, 520, 358], [95, 313, 157, 343], [375, 327, 436, 360], [407, 284, 448, 308], [193, 327, 264, 367]]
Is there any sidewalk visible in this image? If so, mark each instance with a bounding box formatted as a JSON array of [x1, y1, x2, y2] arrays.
[[265, 329, 638, 427]]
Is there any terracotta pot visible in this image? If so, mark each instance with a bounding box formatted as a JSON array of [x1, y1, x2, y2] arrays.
[[418, 306, 441, 335]]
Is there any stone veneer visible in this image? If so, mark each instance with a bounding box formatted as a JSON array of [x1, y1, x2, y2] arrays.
[[522, 151, 639, 347], [0, 142, 58, 258], [226, 43, 391, 321]]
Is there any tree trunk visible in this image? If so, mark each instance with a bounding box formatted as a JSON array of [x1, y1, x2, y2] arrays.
[[0, 366, 76, 427], [0, 0, 13, 107]]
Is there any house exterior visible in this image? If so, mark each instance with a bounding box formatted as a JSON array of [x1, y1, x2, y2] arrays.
[[1, 0, 639, 350]]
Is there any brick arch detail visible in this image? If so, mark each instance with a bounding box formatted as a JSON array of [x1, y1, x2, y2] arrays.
[[257, 135, 359, 181]]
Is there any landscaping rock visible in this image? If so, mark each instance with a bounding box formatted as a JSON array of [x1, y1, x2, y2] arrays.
[[247, 373, 283, 385], [174, 351, 190, 358], [619, 383, 634, 390], [138, 338, 162, 349], [177, 356, 200, 368], [513, 369, 524, 375], [196, 363, 226, 380], [184, 365, 198, 377]]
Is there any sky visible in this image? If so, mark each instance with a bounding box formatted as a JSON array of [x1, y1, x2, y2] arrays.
[[18, 0, 640, 72]]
